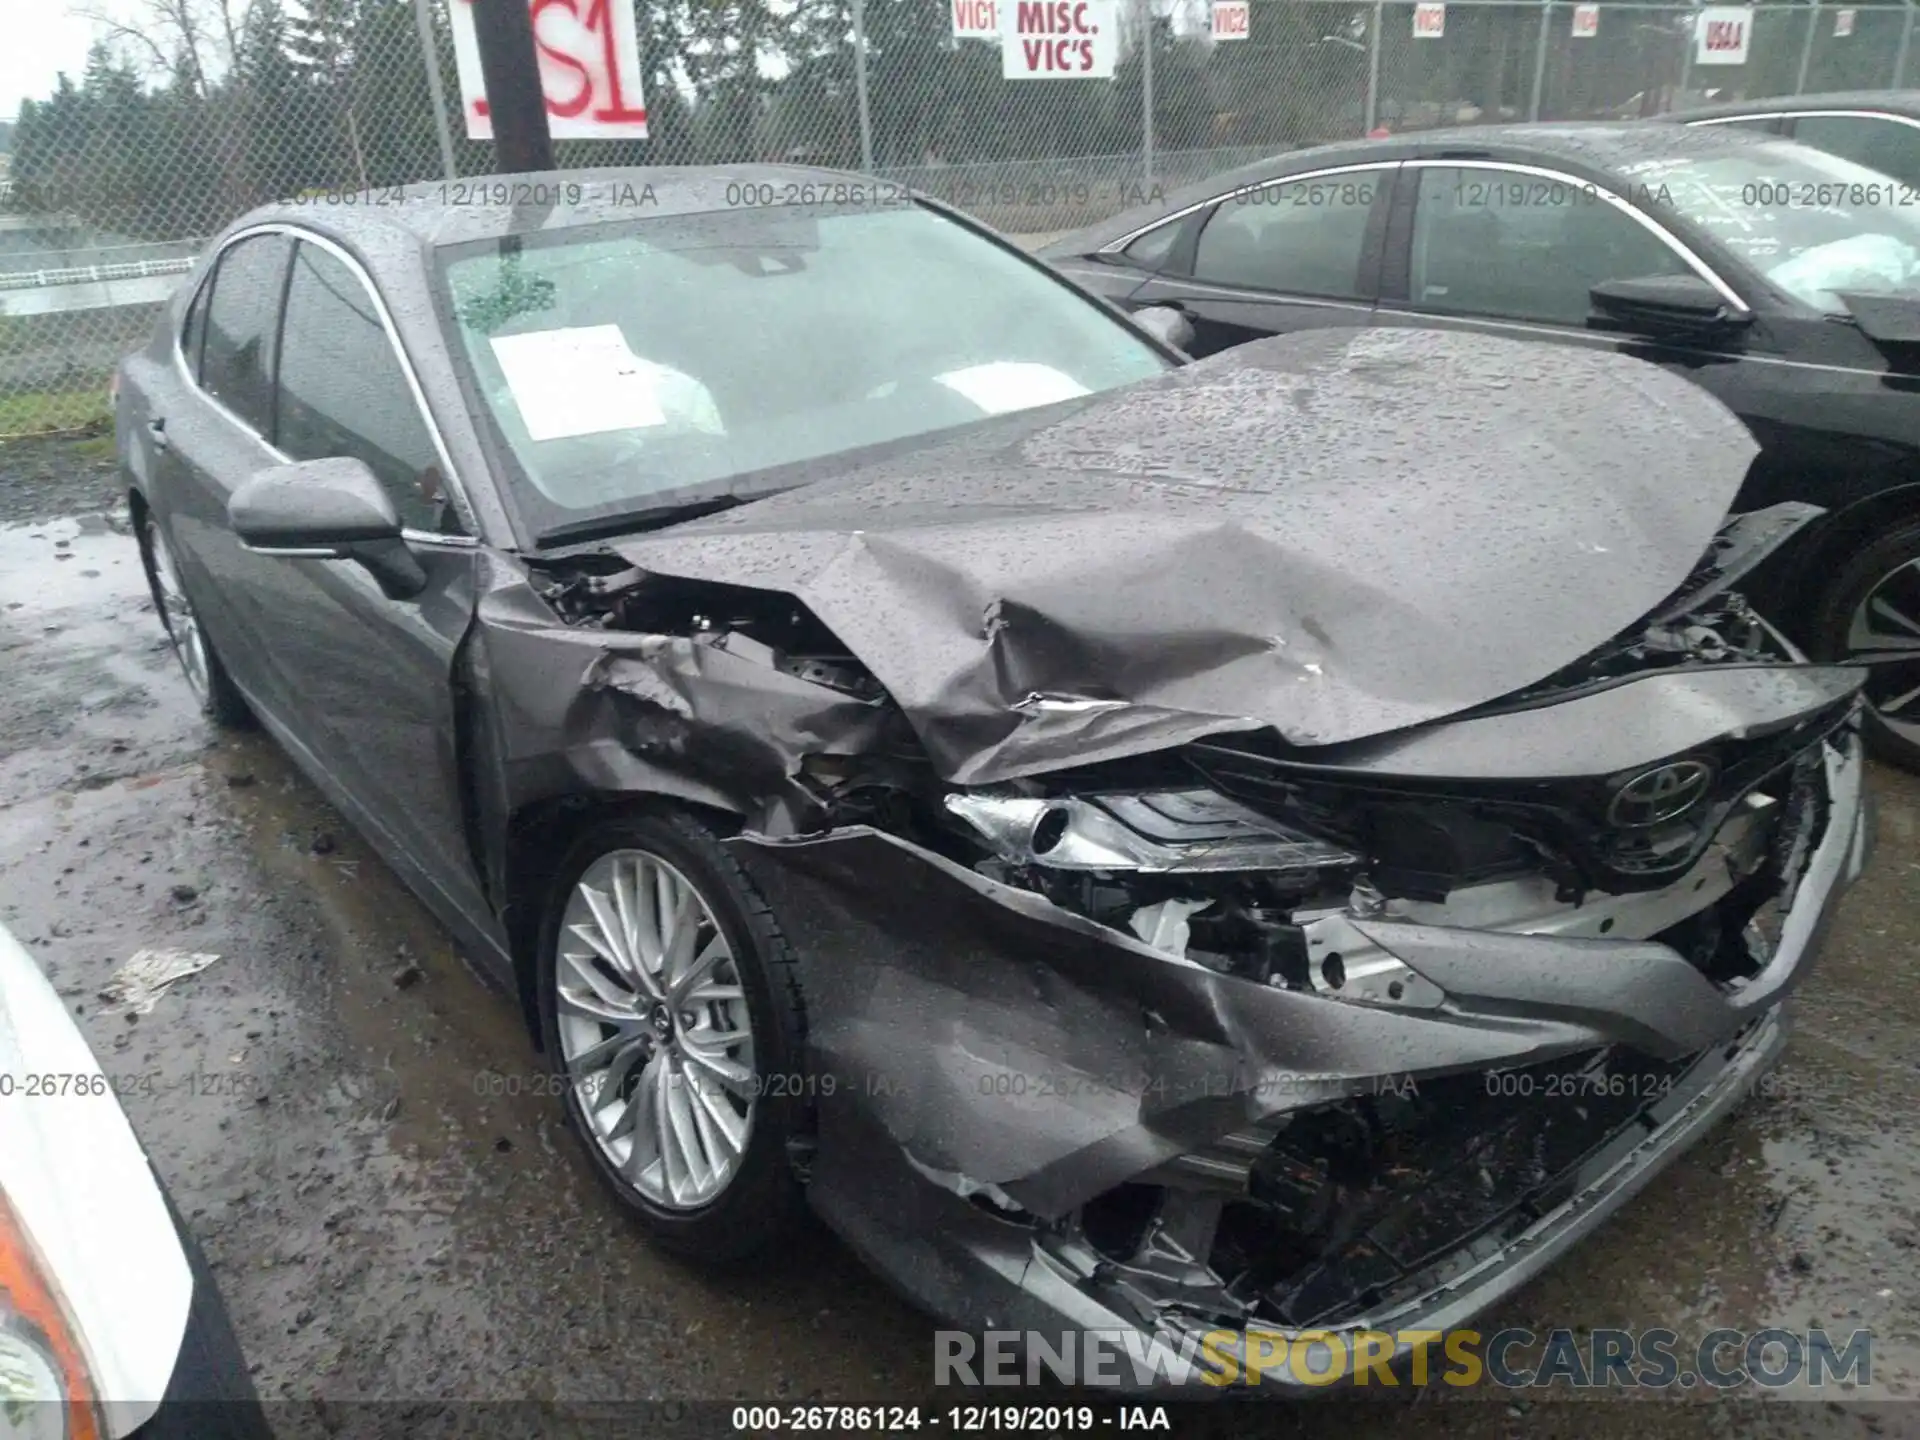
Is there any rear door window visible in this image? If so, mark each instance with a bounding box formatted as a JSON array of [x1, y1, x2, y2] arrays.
[[200, 233, 294, 436], [1192, 174, 1386, 298]]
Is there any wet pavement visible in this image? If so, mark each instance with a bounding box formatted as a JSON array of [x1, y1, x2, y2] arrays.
[[0, 447, 1916, 1438]]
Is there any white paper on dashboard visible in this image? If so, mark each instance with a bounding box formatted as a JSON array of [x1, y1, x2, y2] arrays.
[[935, 362, 1091, 415], [489, 325, 668, 440]]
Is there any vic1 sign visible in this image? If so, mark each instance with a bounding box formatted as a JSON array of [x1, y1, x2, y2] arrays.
[[1002, 0, 1116, 78], [953, 0, 998, 38], [1412, 2, 1445, 38], [1694, 6, 1752, 65], [449, 0, 649, 140]]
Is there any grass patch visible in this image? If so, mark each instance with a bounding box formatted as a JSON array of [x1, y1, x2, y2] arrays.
[[0, 386, 112, 438]]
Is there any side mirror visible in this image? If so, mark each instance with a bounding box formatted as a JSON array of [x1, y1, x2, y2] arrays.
[[229, 456, 427, 600], [1132, 304, 1195, 354], [1589, 274, 1750, 340]]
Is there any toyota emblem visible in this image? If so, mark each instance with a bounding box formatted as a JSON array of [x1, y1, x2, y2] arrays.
[[1607, 759, 1715, 828]]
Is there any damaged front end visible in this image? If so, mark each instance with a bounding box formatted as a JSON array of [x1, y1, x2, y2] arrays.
[[473, 330, 1874, 1388], [695, 513, 1866, 1386]]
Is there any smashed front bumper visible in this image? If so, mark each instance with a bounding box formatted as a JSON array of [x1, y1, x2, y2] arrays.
[[735, 729, 1870, 1387]]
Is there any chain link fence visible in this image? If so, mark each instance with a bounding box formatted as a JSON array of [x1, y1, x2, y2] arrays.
[[1, 0, 1914, 434]]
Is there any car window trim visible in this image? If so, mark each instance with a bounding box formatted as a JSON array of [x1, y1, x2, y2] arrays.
[[1689, 109, 1920, 133], [173, 221, 479, 549], [1398, 158, 1751, 319], [1097, 161, 1402, 258]]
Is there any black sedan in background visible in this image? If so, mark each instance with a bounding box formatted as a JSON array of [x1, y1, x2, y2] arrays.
[[1668, 90, 1920, 189], [1042, 123, 1920, 767]]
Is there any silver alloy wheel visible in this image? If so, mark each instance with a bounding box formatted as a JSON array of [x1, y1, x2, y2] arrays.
[[145, 517, 212, 707], [554, 849, 755, 1209], [1846, 557, 1920, 747]]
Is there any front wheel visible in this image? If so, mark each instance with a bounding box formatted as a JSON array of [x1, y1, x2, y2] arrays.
[[1812, 518, 1920, 771], [535, 809, 807, 1261]]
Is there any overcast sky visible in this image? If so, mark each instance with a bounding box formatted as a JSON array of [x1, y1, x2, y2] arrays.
[[3, 8, 108, 119]]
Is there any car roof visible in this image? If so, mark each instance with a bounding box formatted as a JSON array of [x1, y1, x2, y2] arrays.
[[1042, 119, 1796, 254], [1665, 90, 1920, 122], [222, 163, 893, 251]]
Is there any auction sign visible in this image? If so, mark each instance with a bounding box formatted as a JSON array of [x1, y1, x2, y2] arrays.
[[953, 0, 999, 38], [1694, 6, 1752, 64], [449, 0, 649, 139], [1212, 0, 1250, 40], [1412, 2, 1445, 38], [1002, 0, 1118, 77], [1571, 3, 1598, 37]]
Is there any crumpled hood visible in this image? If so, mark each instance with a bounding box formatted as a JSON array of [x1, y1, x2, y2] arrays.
[[607, 327, 1758, 785]]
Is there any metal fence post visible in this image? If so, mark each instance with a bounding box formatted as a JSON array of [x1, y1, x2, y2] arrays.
[[851, 0, 877, 171], [1141, 0, 1155, 183], [1896, 0, 1916, 85], [1676, 6, 1696, 104], [411, 0, 459, 182], [1365, 0, 1384, 133], [1528, 0, 1552, 121], [1794, 0, 1820, 93]]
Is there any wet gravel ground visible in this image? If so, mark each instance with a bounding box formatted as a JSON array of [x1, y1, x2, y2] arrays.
[[2, 441, 1918, 1439]]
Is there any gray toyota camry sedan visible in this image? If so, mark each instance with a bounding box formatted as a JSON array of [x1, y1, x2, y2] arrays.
[[114, 166, 1871, 1389]]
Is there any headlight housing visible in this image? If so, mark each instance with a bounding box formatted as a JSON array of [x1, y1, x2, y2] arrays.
[[0, 1191, 99, 1440], [944, 787, 1356, 873]]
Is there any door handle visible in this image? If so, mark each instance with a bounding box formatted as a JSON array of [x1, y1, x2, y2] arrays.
[[146, 417, 168, 451]]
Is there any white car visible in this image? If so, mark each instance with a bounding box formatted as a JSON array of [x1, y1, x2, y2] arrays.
[[0, 924, 268, 1440]]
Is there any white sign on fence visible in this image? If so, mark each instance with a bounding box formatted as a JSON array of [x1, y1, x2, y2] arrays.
[[1834, 7, 1856, 35], [953, 0, 999, 38], [449, 0, 649, 140], [1571, 3, 1599, 37], [1412, 2, 1446, 39], [1002, 0, 1117, 78], [1212, 0, 1251, 40], [1694, 6, 1752, 64]]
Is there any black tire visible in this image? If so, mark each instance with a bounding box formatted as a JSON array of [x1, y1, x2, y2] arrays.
[[536, 808, 807, 1261], [136, 509, 253, 730], [1811, 518, 1920, 772]]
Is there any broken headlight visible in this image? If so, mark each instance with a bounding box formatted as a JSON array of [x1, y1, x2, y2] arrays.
[[943, 788, 1357, 874]]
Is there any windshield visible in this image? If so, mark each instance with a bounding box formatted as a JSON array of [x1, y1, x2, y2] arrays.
[[1620, 140, 1920, 313], [437, 203, 1171, 538]]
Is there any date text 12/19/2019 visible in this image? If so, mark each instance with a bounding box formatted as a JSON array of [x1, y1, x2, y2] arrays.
[[731, 1407, 1172, 1432]]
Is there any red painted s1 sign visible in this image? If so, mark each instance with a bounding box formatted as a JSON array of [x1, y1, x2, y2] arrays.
[[450, 0, 649, 140]]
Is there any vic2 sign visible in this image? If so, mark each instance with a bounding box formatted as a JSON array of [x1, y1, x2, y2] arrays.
[[1694, 6, 1752, 65], [1211, 0, 1250, 40], [449, 0, 649, 140], [1003, 0, 1117, 78]]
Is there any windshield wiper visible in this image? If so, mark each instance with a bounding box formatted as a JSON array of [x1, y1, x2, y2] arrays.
[[535, 493, 764, 548]]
